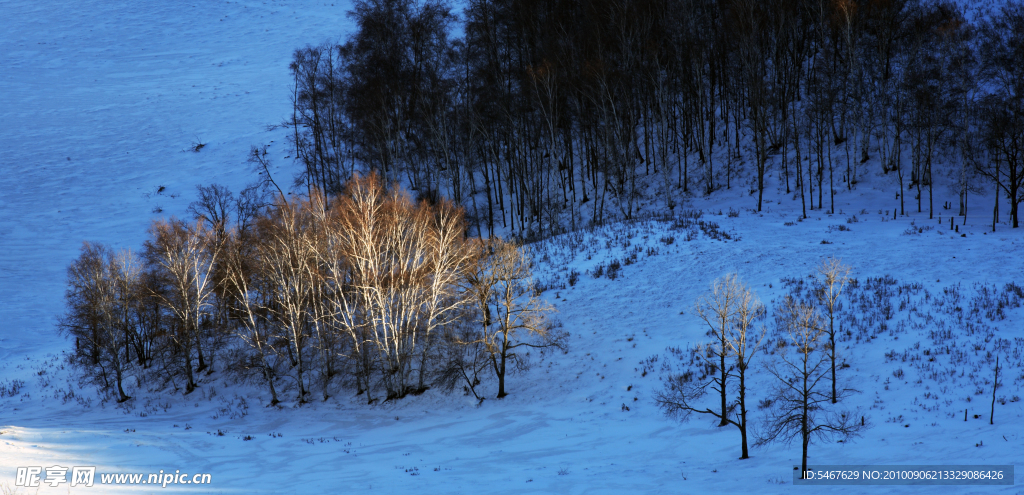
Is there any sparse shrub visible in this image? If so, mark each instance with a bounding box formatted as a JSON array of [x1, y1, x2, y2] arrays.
[[185, 136, 206, 152], [670, 210, 703, 231], [0, 379, 25, 398], [606, 259, 622, 280], [901, 225, 934, 236], [694, 220, 736, 241]]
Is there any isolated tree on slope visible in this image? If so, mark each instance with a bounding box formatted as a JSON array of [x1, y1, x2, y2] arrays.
[[656, 274, 766, 459], [467, 238, 557, 399], [693, 273, 742, 426], [814, 257, 851, 404], [756, 297, 865, 477]]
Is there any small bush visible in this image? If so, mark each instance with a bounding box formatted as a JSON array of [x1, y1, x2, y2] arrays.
[[568, 269, 580, 287], [186, 136, 206, 152], [606, 259, 622, 280], [1005, 283, 1024, 299]]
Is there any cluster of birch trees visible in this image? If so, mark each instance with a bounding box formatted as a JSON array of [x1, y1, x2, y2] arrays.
[[59, 175, 557, 404], [289, 0, 1024, 236], [655, 258, 864, 474]]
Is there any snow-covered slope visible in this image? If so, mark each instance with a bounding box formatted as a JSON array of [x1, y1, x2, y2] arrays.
[[0, 0, 352, 359], [2, 0, 1023, 493], [2, 204, 1022, 494]]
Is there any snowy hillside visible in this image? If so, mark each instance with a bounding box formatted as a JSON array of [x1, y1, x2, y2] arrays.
[[2, 0, 1023, 493], [0, 0, 353, 359]]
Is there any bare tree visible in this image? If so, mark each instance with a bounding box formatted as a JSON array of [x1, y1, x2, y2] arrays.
[[187, 184, 233, 236], [331, 173, 475, 399], [144, 219, 222, 393], [814, 257, 851, 403], [656, 275, 766, 459], [757, 298, 865, 477], [414, 197, 477, 390], [60, 243, 142, 403], [222, 229, 281, 405], [254, 197, 317, 401], [307, 192, 375, 400], [728, 280, 766, 458], [467, 238, 557, 399], [730, 0, 775, 212], [693, 273, 741, 425], [977, 2, 1024, 228]]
